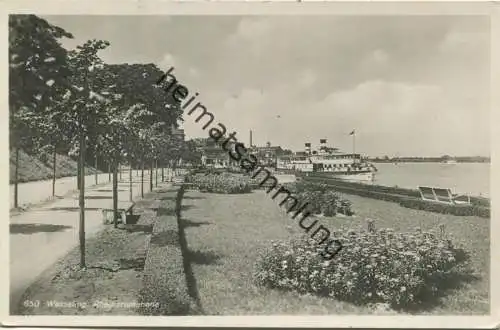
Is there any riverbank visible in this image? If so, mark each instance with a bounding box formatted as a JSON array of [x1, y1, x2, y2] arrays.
[[15, 177, 489, 315], [178, 187, 489, 315], [300, 173, 489, 218]]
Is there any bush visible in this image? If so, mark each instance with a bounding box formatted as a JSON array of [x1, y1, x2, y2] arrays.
[[189, 172, 252, 194], [283, 181, 354, 216], [138, 188, 196, 315], [399, 198, 490, 218], [253, 225, 469, 309]]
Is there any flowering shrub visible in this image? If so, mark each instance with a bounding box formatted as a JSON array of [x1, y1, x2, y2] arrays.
[[283, 181, 354, 216], [253, 225, 469, 309], [188, 172, 252, 194]]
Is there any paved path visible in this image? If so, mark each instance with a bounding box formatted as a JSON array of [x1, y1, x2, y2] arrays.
[[10, 170, 132, 209], [9, 170, 169, 314]]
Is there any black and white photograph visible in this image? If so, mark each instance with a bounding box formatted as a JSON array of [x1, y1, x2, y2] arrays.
[[2, 1, 498, 328]]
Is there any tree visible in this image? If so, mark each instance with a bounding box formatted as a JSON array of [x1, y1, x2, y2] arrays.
[[62, 39, 110, 268], [186, 140, 203, 165], [9, 14, 73, 208], [101, 63, 184, 201]]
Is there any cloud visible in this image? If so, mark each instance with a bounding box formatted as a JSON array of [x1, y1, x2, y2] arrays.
[[301, 80, 488, 156], [158, 53, 176, 71], [439, 30, 489, 53], [298, 69, 317, 88], [188, 67, 200, 78]]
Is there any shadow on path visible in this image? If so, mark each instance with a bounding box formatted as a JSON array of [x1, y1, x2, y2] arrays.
[[182, 196, 205, 200], [176, 188, 206, 314], [181, 218, 212, 228], [80, 196, 113, 200], [46, 207, 104, 212], [185, 249, 222, 266], [180, 205, 195, 212], [119, 223, 153, 234], [95, 189, 126, 192], [10, 223, 72, 235], [157, 207, 176, 216]]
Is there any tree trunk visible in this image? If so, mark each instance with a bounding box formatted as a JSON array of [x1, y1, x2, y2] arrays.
[[141, 159, 144, 198], [149, 161, 154, 192], [113, 160, 118, 228], [79, 132, 86, 269], [94, 154, 98, 185], [77, 158, 81, 190], [119, 163, 122, 180], [14, 146, 19, 209], [161, 166, 164, 182], [108, 161, 111, 182], [172, 160, 177, 177], [52, 146, 57, 197], [129, 164, 133, 202], [155, 159, 158, 187]]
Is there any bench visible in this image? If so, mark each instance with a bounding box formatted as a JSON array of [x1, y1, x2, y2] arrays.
[[418, 186, 471, 205], [172, 176, 185, 185], [181, 182, 196, 190], [102, 202, 136, 225]]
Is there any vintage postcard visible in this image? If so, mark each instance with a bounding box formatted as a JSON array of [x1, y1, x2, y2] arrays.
[[1, 0, 498, 328]]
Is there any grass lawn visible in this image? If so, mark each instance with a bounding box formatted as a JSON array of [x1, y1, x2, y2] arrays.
[[180, 189, 489, 315]]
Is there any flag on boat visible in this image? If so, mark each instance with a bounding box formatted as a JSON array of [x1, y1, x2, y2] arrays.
[[349, 129, 355, 135]]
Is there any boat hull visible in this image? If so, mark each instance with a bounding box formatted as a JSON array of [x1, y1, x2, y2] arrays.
[[307, 171, 375, 183]]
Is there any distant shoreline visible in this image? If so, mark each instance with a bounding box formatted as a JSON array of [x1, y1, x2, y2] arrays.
[[369, 160, 490, 164]]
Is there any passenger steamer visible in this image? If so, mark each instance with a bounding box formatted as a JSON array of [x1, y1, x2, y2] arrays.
[[277, 139, 377, 183]]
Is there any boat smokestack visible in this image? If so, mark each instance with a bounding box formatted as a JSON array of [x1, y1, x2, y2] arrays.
[[320, 139, 327, 151], [305, 142, 311, 154], [249, 130, 253, 147]]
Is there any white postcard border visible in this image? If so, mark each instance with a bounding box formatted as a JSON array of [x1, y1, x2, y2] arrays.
[[1, 1, 498, 328]]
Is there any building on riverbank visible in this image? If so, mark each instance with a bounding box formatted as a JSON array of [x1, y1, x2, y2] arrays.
[[248, 142, 291, 168]]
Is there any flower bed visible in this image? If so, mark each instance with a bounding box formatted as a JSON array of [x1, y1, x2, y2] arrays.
[[282, 181, 354, 216], [187, 172, 252, 194], [253, 221, 470, 309]]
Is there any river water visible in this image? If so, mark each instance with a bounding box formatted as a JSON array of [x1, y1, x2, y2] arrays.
[[373, 162, 490, 197]]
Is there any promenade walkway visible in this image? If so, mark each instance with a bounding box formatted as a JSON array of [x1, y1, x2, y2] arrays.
[[9, 170, 167, 314], [10, 170, 129, 210]]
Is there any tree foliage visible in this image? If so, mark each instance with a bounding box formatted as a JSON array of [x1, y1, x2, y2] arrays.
[[10, 14, 187, 171], [9, 14, 73, 150]]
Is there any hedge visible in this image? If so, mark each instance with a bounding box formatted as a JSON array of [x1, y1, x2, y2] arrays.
[[138, 186, 196, 315], [303, 173, 490, 208], [399, 198, 490, 218], [301, 177, 490, 218], [303, 173, 422, 197]]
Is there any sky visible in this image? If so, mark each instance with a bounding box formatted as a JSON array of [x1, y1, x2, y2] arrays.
[[43, 15, 490, 157]]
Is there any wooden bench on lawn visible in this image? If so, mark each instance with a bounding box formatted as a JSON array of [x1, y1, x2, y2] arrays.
[[172, 176, 185, 186], [418, 186, 471, 205], [102, 201, 136, 225]]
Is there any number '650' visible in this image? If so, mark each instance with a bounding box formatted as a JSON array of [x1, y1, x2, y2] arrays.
[[23, 300, 40, 308]]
